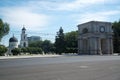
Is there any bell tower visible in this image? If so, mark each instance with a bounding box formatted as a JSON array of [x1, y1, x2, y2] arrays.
[[20, 26, 28, 48]]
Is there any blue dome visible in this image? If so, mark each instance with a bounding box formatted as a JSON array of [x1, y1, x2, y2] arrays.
[[9, 36, 18, 42]]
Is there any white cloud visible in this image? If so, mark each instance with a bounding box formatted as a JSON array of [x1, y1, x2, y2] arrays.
[[56, 0, 106, 11], [0, 7, 50, 31], [0, 0, 119, 31], [75, 10, 120, 24], [29, 0, 117, 11], [22, 0, 109, 11]]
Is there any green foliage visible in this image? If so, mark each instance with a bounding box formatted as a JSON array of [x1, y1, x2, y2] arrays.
[[42, 40, 54, 54], [112, 20, 120, 53], [28, 40, 54, 54], [65, 48, 78, 53], [55, 27, 65, 54], [0, 45, 7, 56], [64, 31, 78, 53], [0, 19, 10, 41], [21, 48, 28, 54], [11, 48, 21, 55], [26, 47, 42, 54], [55, 27, 78, 54], [28, 40, 43, 47]]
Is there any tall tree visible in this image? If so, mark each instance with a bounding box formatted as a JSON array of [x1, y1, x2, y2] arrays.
[[112, 20, 120, 53], [0, 45, 7, 56], [65, 31, 78, 53], [55, 27, 65, 54], [0, 19, 10, 42]]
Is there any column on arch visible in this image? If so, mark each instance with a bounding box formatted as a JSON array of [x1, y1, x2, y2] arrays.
[[106, 38, 113, 54], [110, 38, 113, 54], [96, 37, 102, 55]]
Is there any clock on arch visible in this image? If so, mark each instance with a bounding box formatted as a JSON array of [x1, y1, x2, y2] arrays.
[[100, 26, 105, 32]]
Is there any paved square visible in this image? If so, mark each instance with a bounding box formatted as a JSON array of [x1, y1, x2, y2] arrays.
[[0, 56, 120, 80]]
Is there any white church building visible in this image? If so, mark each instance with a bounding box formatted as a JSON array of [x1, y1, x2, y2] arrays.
[[8, 35, 18, 55], [8, 27, 28, 55]]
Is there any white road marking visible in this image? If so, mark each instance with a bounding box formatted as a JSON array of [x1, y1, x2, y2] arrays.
[[79, 66, 88, 69]]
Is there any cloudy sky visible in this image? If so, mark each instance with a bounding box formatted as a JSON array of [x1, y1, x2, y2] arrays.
[[0, 0, 120, 46]]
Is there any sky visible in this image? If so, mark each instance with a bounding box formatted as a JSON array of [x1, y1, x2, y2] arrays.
[[0, 0, 120, 46]]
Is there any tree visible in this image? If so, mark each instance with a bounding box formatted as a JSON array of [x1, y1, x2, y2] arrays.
[[0, 45, 7, 56], [28, 40, 42, 47], [64, 31, 78, 53], [0, 19, 10, 42], [55, 27, 65, 54], [28, 39, 55, 54], [21, 48, 28, 54], [42, 40, 54, 54], [36, 47, 42, 54], [11, 48, 21, 55], [112, 20, 120, 53], [26, 47, 42, 54]]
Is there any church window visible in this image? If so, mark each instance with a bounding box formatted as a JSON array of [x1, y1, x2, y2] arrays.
[[24, 35, 25, 39]]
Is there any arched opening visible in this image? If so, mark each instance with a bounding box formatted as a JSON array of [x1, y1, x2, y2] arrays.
[[24, 42, 26, 47], [100, 39, 106, 54], [83, 39, 88, 54]]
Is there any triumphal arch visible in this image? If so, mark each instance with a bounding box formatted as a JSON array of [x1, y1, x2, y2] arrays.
[[78, 21, 113, 55]]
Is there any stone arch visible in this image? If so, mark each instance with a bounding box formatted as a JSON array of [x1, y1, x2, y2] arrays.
[[78, 21, 113, 55]]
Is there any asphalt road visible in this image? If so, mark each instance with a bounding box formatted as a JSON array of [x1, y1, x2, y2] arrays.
[[0, 56, 120, 80]]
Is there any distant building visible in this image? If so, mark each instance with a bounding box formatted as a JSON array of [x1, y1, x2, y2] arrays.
[[28, 36, 41, 42], [20, 27, 28, 48], [8, 35, 18, 55]]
